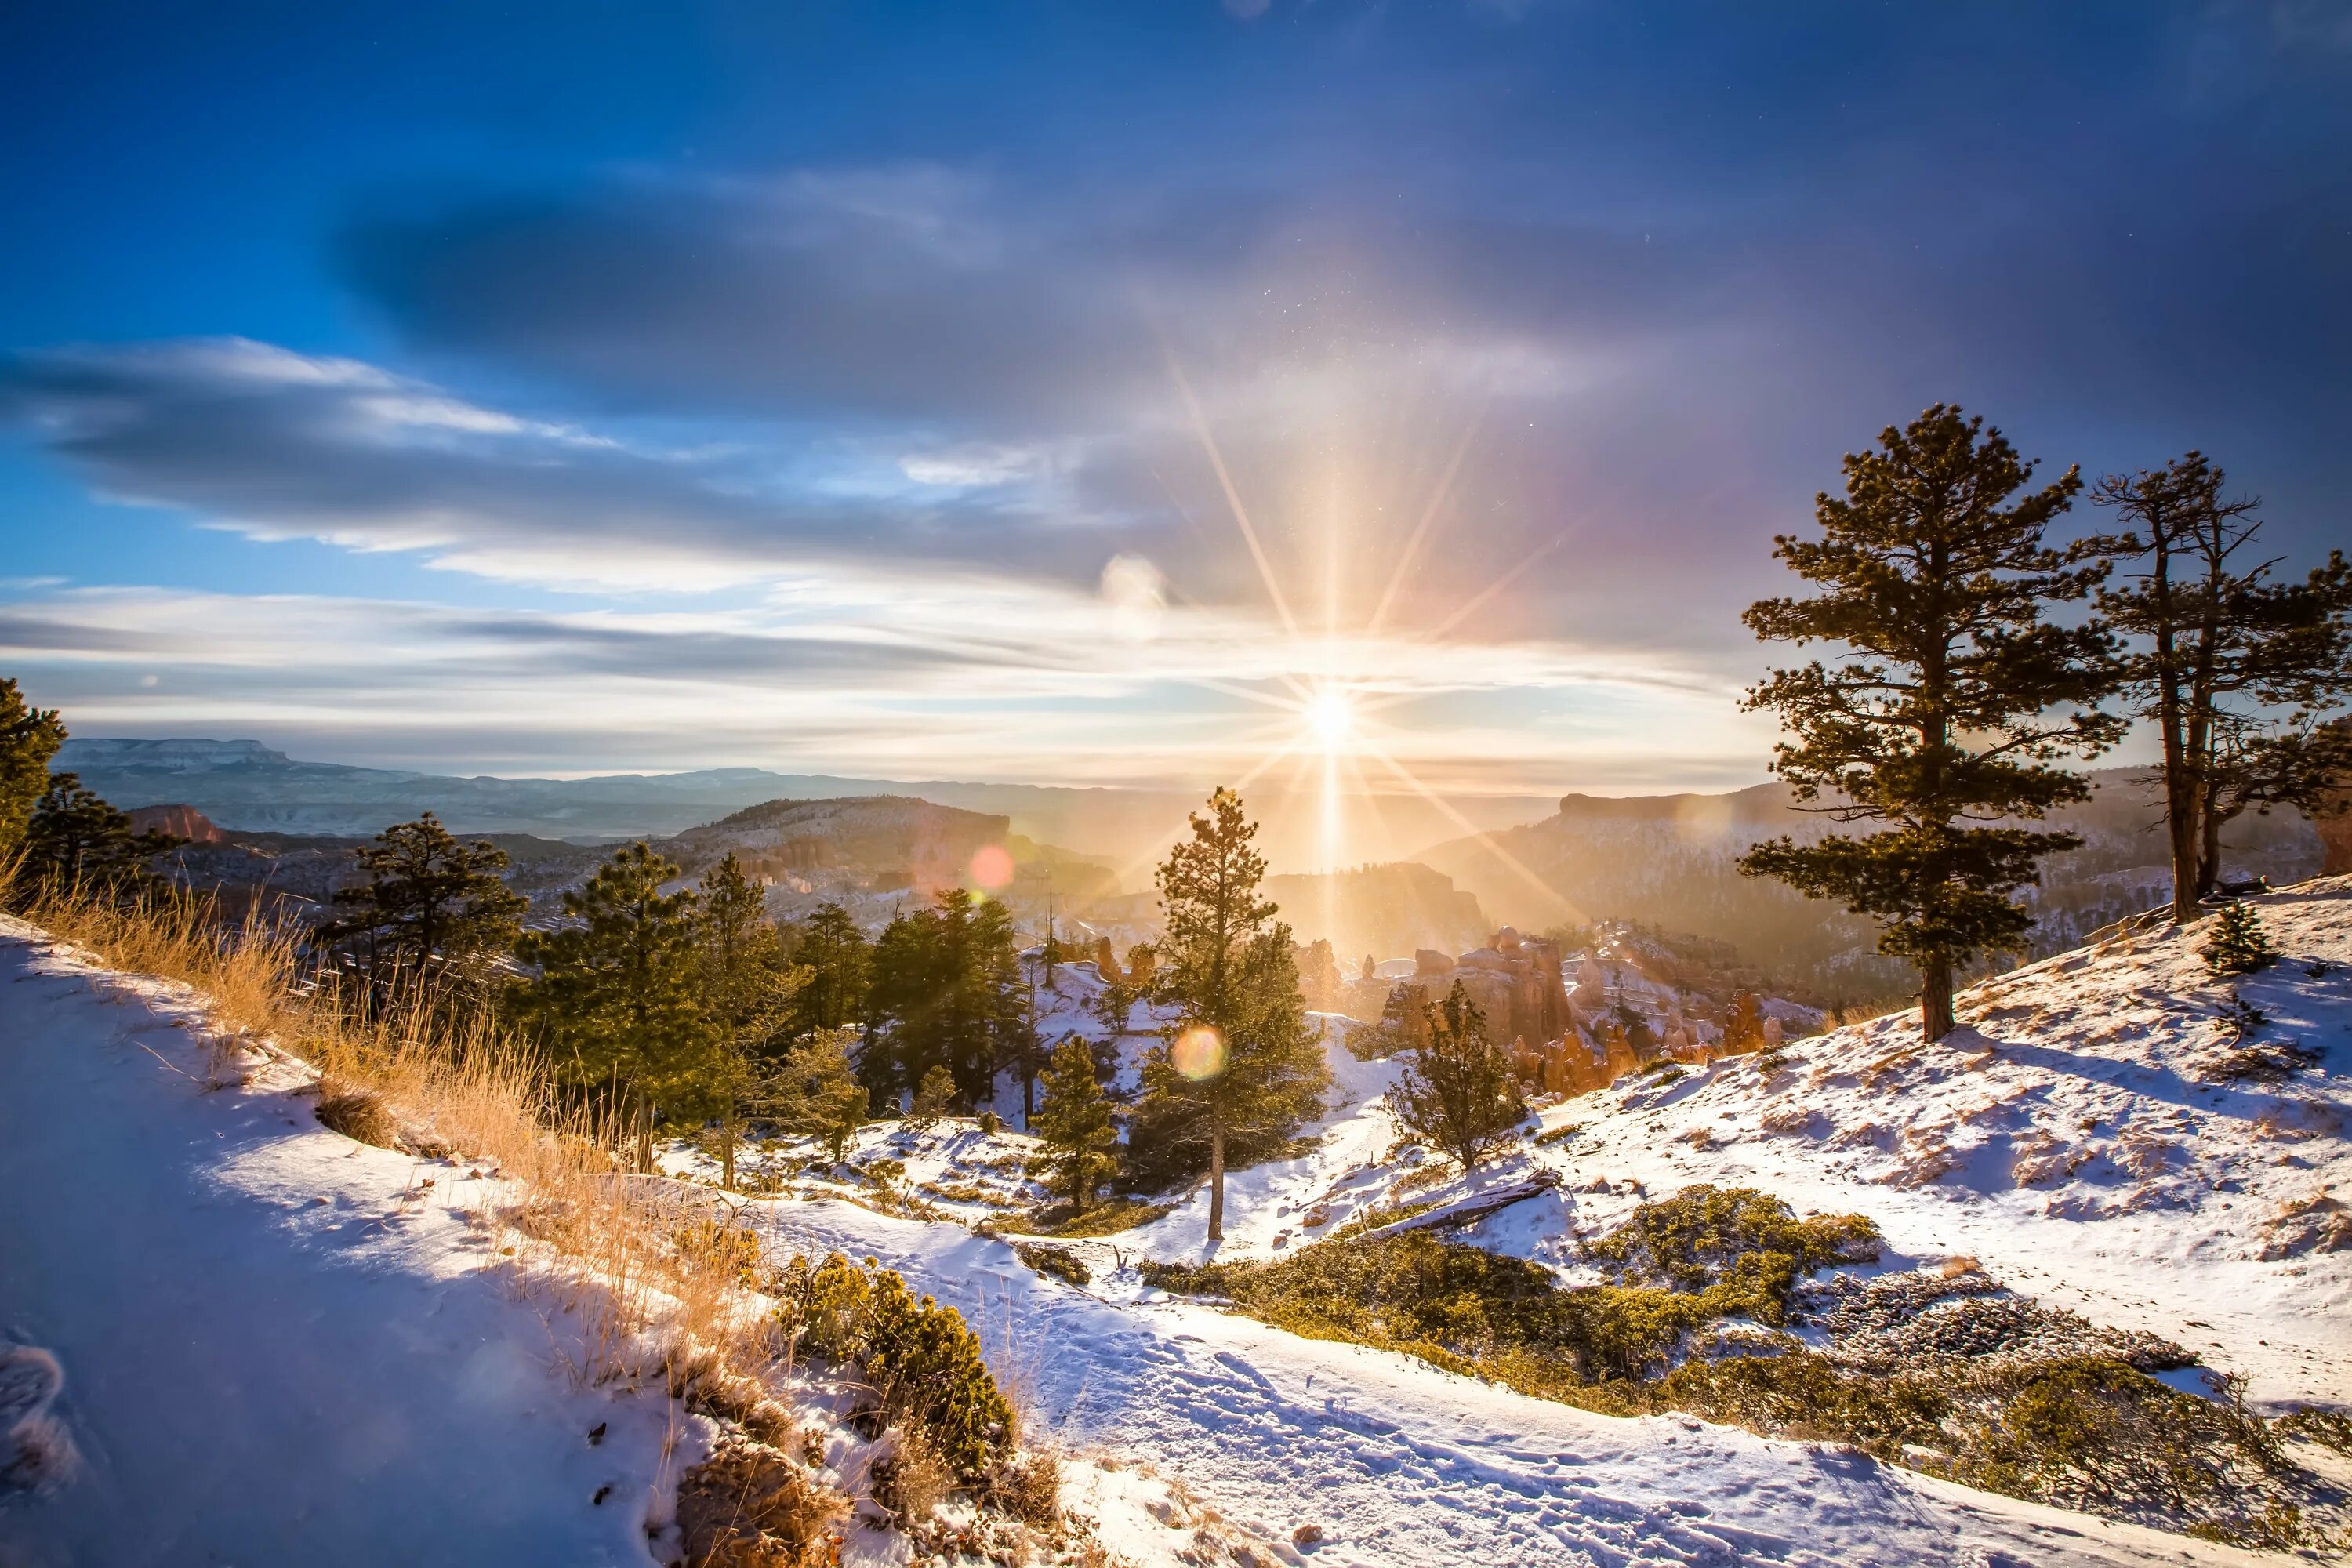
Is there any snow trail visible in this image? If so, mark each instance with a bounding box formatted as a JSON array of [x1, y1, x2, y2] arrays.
[[751, 1196, 2272, 1568], [0, 924, 679, 1566]]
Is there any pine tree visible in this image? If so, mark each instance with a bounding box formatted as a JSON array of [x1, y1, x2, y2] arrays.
[[2092, 455, 2352, 917], [909, 1065, 957, 1131], [0, 677, 66, 862], [513, 842, 712, 1170], [866, 889, 1024, 1112], [20, 773, 181, 893], [1388, 982, 1526, 1172], [1133, 788, 1329, 1240], [767, 1026, 869, 1164], [1355, 979, 1432, 1060], [316, 812, 527, 987], [1740, 405, 2124, 1043], [1030, 1035, 1118, 1213], [1091, 967, 1139, 1038], [2200, 902, 2278, 977], [788, 902, 870, 1037], [696, 853, 805, 1189]]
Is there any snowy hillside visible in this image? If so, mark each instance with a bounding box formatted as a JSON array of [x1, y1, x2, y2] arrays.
[[645, 885, 2352, 1563], [0, 920, 686, 1565], [1059, 881, 2348, 1403], [0, 920, 1250, 1568], [1421, 775, 2328, 1004]]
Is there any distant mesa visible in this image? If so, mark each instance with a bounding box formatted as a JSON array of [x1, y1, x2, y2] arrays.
[[57, 738, 293, 771]]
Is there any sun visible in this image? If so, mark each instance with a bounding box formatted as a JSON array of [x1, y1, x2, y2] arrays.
[[1304, 684, 1356, 752]]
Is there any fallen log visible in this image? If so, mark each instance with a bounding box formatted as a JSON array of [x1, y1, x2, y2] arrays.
[[1360, 1171, 1562, 1240]]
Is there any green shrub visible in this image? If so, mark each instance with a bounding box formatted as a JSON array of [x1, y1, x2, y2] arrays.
[[772, 1253, 1013, 1483], [1014, 1197, 1173, 1237], [673, 1218, 764, 1287], [1135, 1187, 2336, 1548], [1581, 1184, 1879, 1300]]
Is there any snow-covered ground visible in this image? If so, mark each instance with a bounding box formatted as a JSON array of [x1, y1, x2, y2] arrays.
[[743, 1194, 2278, 1568], [1047, 880, 2349, 1406], [709, 882, 2350, 1566], [0, 918, 688, 1566], [16, 875, 2343, 1568]]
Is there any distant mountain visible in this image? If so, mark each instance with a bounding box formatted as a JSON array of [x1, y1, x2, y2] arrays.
[[158, 793, 1120, 931], [1263, 862, 1489, 964], [1417, 771, 2325, 1005], [54, 737, 1552, 871]]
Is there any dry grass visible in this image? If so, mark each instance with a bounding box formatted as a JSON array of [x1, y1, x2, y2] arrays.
[[314, 1084, 400, 1149], [5, 877, 763, 1393], [674, 1435, 848, 1567], [873, 1426, 952, 1524]]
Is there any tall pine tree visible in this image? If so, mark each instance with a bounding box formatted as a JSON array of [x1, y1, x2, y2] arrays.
[[514, 842, 713, 1169], [316, 812, 527, 987], [0, 677, 65, 862], [1133, 788, 1328, 1240], [788, 901, 871, 1038], [2092, 455, 2352, 916], [766, 1026, 869, 1164], [695, 853, 805, 1188], [1387, 982, 1525, 1172], [1740, 405, 2122, 1042], [865, 889, 1023, 1111]]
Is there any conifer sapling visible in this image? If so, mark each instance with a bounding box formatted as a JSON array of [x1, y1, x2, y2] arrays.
[[1387, 982, 1526, 1172], [2201, 902, 2278, 978], [1030, 1035, 1119, 1214]]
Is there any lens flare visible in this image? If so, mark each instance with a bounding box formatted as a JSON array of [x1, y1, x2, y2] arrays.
[[969, 844, 1014, 890], [1171, 1025, 1228, 1080]]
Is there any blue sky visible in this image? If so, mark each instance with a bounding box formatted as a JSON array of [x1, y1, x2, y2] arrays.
[[2, 1, 2347, 809]]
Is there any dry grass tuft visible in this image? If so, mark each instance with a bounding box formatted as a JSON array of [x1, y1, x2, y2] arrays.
[[990, 1448, 1062, 1526], [314, 1083, 400, 1149], [674, 1436, 848, 1567], [873, 1426, 953, 1525]]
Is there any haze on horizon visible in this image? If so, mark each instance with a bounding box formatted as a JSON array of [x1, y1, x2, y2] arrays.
[[2, 2, 2347, 858]]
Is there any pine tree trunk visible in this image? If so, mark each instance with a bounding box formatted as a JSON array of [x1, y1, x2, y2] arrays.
[[1207, 1121, 1225, 1242], [2196, 789, 2225, 901], [720, 1116, 735, 1191], [2155, 639, 2199, 923], [1919, 955, 1956, 1043], [636, 1098, 655, 1174]]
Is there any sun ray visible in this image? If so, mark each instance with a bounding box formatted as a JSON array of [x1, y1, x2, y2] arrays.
[[1100, 727, 1311, 891], [1160, 343, 1305, 644], [1423, 525, 1573, 643], [1360, 740, 1573, 920], [1142, 464, 1316, 706], [1367, 401, 1488, 637]]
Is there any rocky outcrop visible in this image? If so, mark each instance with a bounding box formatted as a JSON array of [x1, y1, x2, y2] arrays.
[[125, 804, 222, 843]]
